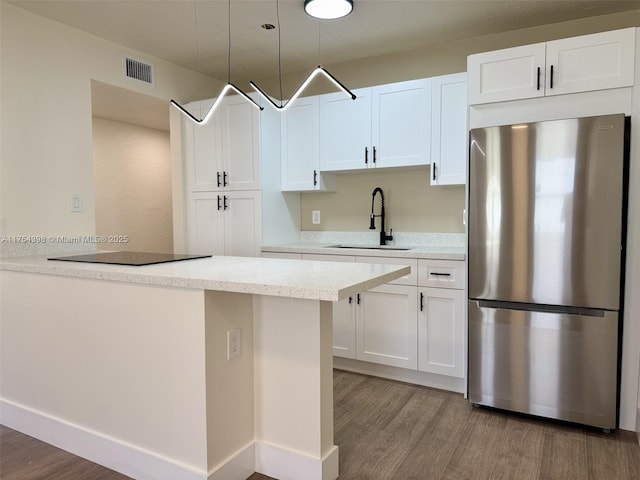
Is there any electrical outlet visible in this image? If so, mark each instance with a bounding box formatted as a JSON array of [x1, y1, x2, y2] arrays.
[[227, 328, 241, 360], [312, 210, 321, 225]]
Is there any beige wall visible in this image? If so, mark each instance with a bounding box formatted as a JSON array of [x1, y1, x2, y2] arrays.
[[300, 168, 464, 233], [249, 10, 640, 93], [295, 10, 640, 233], [0, 2, 220, 237], [92, 118, 173, 253]]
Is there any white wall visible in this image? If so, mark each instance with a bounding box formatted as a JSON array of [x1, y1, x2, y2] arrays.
[[0, 2, 219, 237], [92, 117, 173, 253]]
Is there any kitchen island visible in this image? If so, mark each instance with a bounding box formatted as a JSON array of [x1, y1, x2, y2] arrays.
[[0, 254, 409, 480]]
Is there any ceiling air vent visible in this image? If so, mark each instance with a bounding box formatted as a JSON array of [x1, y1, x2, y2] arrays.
[[123, 56, 154, 85]]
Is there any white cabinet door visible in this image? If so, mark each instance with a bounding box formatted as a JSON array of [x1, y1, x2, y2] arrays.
[[319, 88, 371, 171], [356, 284, 418, 369], [332, 295, 357, 359], [189, 102, 222, 191], [371, 79, 431, 168], [279, 96, 337, 192], [418, 287, 465, 378], [545, 28, 635, 96], [219, 95, 261, 191], [222, 191, 262, 257], [185, 96, 260, 192], [187, 191, 261, 257], [302, 253, 357, 358], [187, 192, 225, 255], [430, 73, 468, 186], [467, 43, 546, 105]]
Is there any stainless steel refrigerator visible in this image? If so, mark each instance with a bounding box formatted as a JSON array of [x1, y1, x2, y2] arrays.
[[467, 114, 629, 430]]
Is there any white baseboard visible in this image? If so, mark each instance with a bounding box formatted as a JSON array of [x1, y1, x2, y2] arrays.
[[333, 357, 465, 394], [0, 398, 253, 480], [208, 442, 255, 480], [255, 442, 339, 480]]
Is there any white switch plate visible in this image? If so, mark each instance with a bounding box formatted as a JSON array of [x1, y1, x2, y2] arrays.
[[72, 194, 82, 212], [227, 328, 241, 360], [312, 210, 321, 225]]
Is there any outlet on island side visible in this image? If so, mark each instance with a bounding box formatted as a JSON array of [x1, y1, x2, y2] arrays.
[[227, 328, 241, 360], [312, 210, 321, 225]]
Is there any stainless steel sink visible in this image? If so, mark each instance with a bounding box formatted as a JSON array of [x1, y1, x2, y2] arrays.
[[325, 244, 411, 251]]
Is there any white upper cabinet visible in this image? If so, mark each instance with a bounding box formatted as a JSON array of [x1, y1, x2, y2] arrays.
[[468, 28, 635, 105], [545, 28, 636, 96], [371, 79, 431, 168], [430, 72, 468, 186], [186, 95, 260, 191], [319, 88, 372, 171], [281, 96, 336, 192], [468, 43, 546, 104], [219, 95, 261, 191], [319, 79, 431, 171]]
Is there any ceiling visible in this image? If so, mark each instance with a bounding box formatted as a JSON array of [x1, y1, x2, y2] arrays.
[[8, 0, 640, 84], [10, 0, 639, 131]]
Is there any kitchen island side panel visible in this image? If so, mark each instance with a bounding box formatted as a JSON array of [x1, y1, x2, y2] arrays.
[[0, 271, 211, 478]]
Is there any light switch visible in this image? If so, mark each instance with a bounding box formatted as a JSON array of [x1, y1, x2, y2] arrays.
[[312, 210, 321, 225], [72, 194, 82, 212]]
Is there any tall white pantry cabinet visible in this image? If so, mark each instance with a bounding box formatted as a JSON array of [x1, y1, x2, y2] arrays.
[[181, 95, 263, 257]]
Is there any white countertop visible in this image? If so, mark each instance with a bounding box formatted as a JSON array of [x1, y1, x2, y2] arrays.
[[261, 242, 466, 260], [0, 255, 410, 302]]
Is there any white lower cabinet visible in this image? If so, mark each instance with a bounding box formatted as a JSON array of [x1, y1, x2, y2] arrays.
[[417, 259, 466, 379], [418, 287, 465, 377], [356, 284, 418, 369], [286, 251, 466, 391], [188, 191, 262, 257]]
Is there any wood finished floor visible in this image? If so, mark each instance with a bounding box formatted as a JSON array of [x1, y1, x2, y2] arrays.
[[2, 370, 639, 480]]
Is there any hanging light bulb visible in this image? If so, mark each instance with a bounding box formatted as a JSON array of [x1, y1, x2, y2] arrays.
[[304, 0, 353, 20], [171, 0, 263, 124], [250, 0, 356, 111]]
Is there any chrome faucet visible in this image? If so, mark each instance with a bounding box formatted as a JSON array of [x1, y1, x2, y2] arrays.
[[369, 187, 394, 246]]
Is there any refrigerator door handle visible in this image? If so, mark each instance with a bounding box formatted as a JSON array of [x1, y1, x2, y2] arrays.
[[476, 300, 607, 318]]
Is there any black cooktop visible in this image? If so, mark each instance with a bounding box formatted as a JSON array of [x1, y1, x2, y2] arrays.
[[47, 251, 211, 266]]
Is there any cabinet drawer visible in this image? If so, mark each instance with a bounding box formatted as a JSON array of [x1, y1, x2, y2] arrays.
[[261, 252, 302, 260], [355, 256, 417, 286], [301, 253, 356, 263], [418, 260, 465, 289]]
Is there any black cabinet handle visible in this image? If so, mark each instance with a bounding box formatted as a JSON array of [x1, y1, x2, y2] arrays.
[[364, 147, 368, 165], [420, 292, 424, 312], [217, 195, 222, 211], [536, 66, 541, 90], [348, 296, 353, 304], [217, 172, 222, 188], [373, 146, 377, 164], [223, 195, 229, 210], [313, 170, 318, 187], [223, 171, 229, 187], [432, 163, 437, 181], [430, 272, 451, 277], [550, 65, 554, 89], [357, 293, 361, 305]]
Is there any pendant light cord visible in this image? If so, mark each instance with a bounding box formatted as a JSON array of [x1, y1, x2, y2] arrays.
[[277, 0, 283, 106], [227, 0, 232, 84]]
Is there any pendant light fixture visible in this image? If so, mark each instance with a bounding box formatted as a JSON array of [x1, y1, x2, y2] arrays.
[[304, 0, 353, 20], [249, 0, 356, 111], [171, 0, 263, 124]]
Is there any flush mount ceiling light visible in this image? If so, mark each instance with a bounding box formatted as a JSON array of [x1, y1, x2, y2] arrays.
[[304, 0, 353, 19], [171, 0, 262, 124], [250, 0, 356, 111]]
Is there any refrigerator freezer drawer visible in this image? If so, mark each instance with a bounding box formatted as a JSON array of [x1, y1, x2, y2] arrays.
[[468, 301, 618, 429]]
